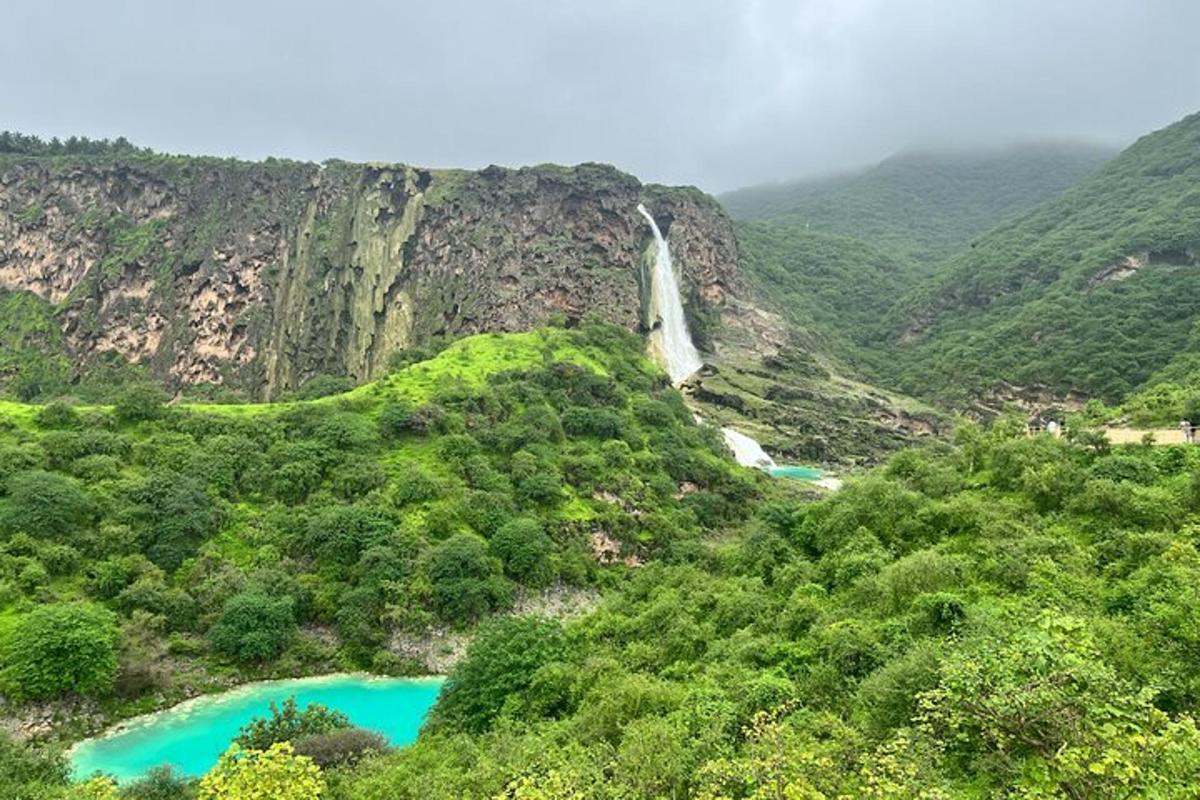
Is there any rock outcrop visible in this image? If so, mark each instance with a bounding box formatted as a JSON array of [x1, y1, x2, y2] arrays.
[[0, 155, 741, 397]]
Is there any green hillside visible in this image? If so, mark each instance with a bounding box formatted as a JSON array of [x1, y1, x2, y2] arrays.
[[723, 142, 1113, 261], [735, 224, 918, 366], [336, 424, 1200, 798], [885, 111, 1200, 404], [726, 143, 1114, 382], [0, 324, 761, 769]]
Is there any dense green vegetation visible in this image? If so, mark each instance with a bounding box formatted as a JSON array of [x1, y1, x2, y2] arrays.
[[723, 143, 1112, 262], [3, 110, 1199, 798], [731, 113, 1199, 411], [883, 112, 1200, 404], [328, 422, 1200, 798], [0, 131, 152, 159], [727, 143, 1119, 390], [17, 415, 1200, 797], [0, 323, 759, 796], [735, 226, 915, 366]]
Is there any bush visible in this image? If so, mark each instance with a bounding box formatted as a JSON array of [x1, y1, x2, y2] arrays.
[[562, 406, 625, 440], [296, 375, 354, 400], [330, 457, 388, 500], [235, 697, 350, 751], [209, 593, 296, 663], [0, 731, 69, 798], [427, 534, 511, 623], [492, 518, 555, 586], [302, 505, 395, 566], [2, 602, 119, 700], [390, 466, 441, 507], [118, 765, 196, 800], [291, 726, 389, 769], [128, 472, 224, 571], [198, 742, 324, 800], [1, 470, 92, 539], [428, 615, 567, 733], [34, 401, 80, 430], [378, 400, 417, 439], [114, 384, 168, 424]]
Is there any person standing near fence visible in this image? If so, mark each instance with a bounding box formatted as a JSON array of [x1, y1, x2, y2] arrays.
[[1182, 420, 1195, 444]]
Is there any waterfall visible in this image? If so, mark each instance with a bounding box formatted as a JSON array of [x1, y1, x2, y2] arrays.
[[637, 204, 703, 385], [634, 206, 832, 486], [721, 427, 777, 471]]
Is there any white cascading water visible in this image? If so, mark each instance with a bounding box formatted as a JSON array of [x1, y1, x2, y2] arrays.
[[721, 427, 777, 471], [635, 204, 824, 480], [637, 204, 704, 385]]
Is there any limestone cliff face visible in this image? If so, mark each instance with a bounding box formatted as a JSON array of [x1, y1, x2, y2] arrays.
[[0, 156, 741, 397]]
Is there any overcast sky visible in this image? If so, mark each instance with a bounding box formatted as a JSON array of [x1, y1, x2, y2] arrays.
[[3, 0, 1198, 191]]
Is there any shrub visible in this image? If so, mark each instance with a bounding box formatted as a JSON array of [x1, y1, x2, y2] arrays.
[[118, 765, 196, 800], [302, 505, 395, 566], [562, 407, 624, 440], [128, 472, 224, 571], [428, 615, 567, 733], [1, 470, 92, 539], [34, 401, 80, 430], [113, 383, 168, 424], [427, 534, 511, 623], [291, 726, 389, 769], [390, 466, 441, 507], [235, 697, 350, 750], [378, 400, 417, 439], [2, 602, 119, 700], [0, 730, 69, 797], [330, 457, 388, 500], [209, 593, 296, 663], [492, 518, 555, 586], [296, 374, 354, 400], [198, 743, 324, 800]]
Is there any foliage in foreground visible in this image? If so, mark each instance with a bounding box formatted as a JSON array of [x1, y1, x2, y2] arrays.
[[198, 743, 324, 800], [336, 422, 1200, 798], [0, 323, 751, 709]]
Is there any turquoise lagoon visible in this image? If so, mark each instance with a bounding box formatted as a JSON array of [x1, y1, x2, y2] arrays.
[[769, 465, 823, 480], [70, 673, 444, 781]]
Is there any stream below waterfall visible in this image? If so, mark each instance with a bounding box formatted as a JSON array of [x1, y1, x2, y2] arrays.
[[637, 204, 834, 487]]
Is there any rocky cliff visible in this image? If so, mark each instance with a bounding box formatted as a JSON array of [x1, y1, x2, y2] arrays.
[[0, 155, 741, 397]]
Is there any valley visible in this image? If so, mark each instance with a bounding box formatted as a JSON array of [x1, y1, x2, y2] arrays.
[[3, 104, 1200, 799]]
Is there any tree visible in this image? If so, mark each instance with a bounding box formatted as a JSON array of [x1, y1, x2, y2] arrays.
[[492, 518, 554, 586], [198, 743, 324, 800], [0, 731, 68, 800], [113, 383, 168, 424], [427, 534, 510, 623], [235, 697, 349, 751], [2, 603, 119, 700], [208, 593, 296, 663], [1, 470, 92, 539], [428, 615, 566, 733], [127, 471, 224, 571]]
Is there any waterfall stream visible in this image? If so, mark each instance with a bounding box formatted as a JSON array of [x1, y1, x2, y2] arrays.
[[637, 204, 703, 385], [721, 427, 777, 470], [635, 205, 834, 486]]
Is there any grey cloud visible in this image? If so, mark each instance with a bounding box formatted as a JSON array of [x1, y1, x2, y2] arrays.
[[2, 0, 1198, 191]]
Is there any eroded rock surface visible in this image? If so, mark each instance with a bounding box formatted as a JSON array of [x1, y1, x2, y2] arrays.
[[0, 157, 741, 397]]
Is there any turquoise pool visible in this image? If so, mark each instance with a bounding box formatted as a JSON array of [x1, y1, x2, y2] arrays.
[[769, 465, 823, 480], [70, 673, 444, 782]]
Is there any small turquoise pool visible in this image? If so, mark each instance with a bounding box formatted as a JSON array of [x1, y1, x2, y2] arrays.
[[70, 673, 444, 782], [769, 465, 823, 480]]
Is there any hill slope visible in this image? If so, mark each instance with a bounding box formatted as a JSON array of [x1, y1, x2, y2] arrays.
[[885, 111, 1200, 404], [722, 142, 1113, 261]]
